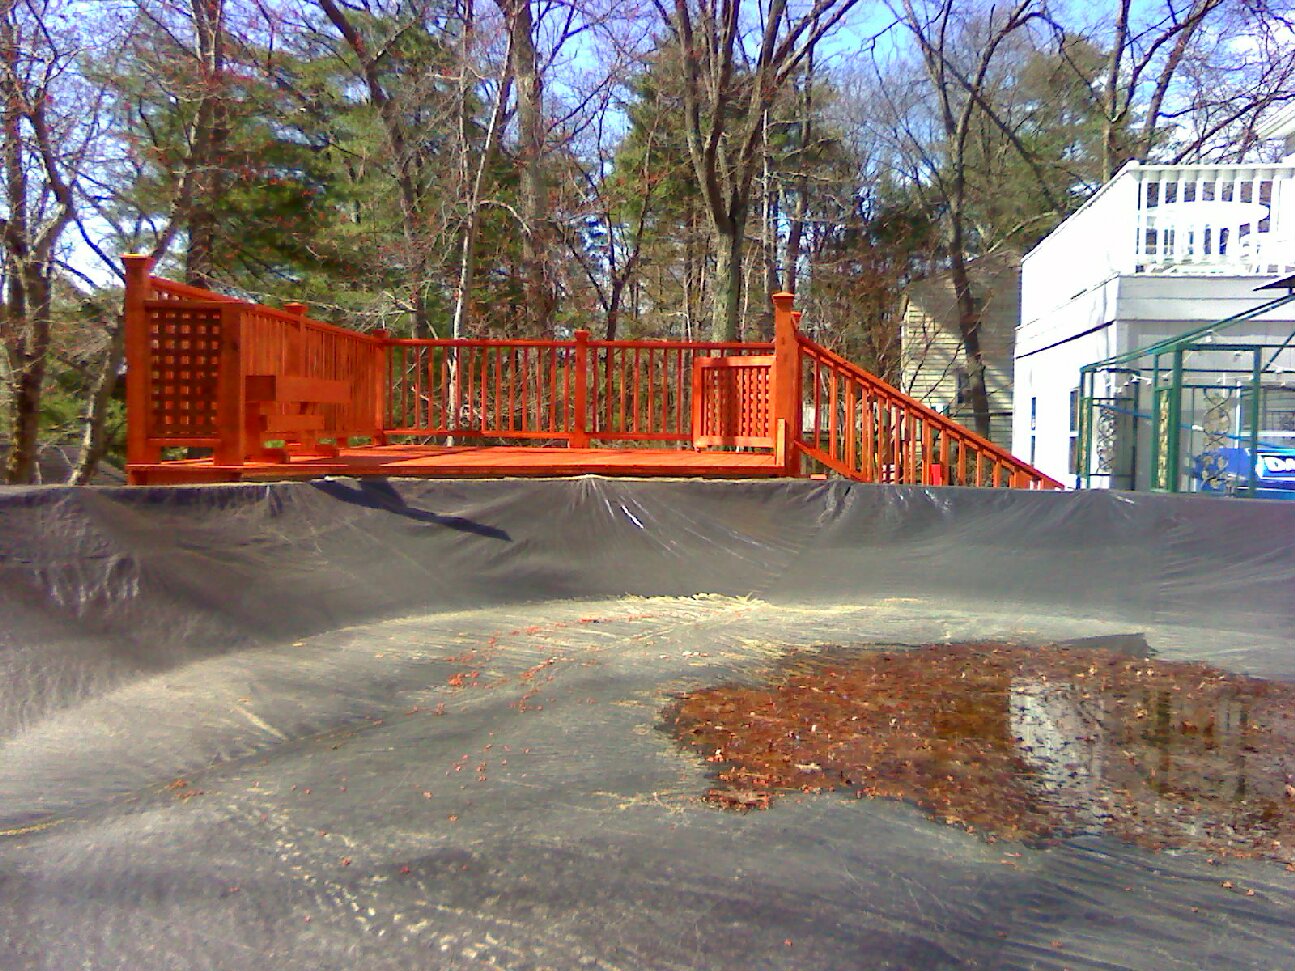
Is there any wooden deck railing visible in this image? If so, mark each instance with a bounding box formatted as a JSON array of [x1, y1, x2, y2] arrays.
[[384, 334, 771, 445], [790, 318, 1060, 489], [124, 256, 1060, 490], [124, 255, 385, 466]]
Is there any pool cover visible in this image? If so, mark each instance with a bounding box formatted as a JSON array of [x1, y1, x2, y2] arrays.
[[1, 477, 1293, 970]]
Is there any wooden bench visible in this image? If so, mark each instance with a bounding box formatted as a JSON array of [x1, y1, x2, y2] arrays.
[[245, 374, 351, 458]]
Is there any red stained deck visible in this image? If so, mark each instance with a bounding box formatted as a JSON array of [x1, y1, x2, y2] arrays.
[[127, 444, 785, 485], [122, 261, 1061, 490]]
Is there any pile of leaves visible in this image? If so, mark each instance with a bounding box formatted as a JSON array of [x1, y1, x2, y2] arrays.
[[666, 643, 1295, 862]]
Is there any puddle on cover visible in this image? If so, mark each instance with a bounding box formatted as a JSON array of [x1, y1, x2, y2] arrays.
[[664, 637, 1295, 862]]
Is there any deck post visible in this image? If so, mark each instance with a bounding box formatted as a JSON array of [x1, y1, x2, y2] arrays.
[[213, 304, 246, 466], [771, 292, 802, 476], [123, 254, 158, 480], [571, 329, 591, 448]]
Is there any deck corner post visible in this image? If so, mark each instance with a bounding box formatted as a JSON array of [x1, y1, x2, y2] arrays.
[[771, 292, 802, 476], [571, 329, 591, 448], [123, 254, 159, 475], [213, 304, 247, 467]]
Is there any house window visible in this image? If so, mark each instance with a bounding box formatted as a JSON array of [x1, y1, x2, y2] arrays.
[[954, 366, 970, 405]]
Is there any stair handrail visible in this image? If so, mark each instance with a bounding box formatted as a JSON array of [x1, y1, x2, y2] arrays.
[[777, 299, 1060, 489]]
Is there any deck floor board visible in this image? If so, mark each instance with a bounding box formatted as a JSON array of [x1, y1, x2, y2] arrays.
[[128, 445, 784, 484]]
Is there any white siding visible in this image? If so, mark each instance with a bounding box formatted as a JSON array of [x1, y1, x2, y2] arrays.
[[902, 255, 1019, 449], [1012, 273, 1295, 487]]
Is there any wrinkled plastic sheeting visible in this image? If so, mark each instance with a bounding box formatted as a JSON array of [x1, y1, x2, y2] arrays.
[[1, 478, 1294, 971]]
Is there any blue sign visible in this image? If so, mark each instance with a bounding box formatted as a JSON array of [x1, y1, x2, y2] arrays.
[[1256, 451, 1295, 478], [1193, 446, 1295, 497]]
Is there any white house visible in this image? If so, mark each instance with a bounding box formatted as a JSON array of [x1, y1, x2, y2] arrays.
[[1013, 155, 1295, 487]]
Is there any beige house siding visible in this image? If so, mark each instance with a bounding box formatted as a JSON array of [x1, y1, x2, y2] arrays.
[[900, 253, 1019, 450]]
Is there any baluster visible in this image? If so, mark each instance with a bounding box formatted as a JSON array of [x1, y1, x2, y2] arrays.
[[675, 347, 685, 436], [511, 346, 519, 434], [829, 367, 839, 460], [659, 348, 669, 434], [413, 341, 424, 430], [551, 344, 562, 432], [905, 412, 916, 482], [812, 357, 822, 450], [632, 346, 642, 435], [891, 401, 902, 483], [861, 388, 873, 478], [491, 345, 501, 434], [572, 331, 590, 447], [618, 346, 628, 434], [921, 420, 932, 485], [481, 345, 490, 433], [437, 346, 448, 432]]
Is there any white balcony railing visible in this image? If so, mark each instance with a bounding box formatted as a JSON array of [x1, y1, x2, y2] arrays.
[[1023, 162, 1295, 323], [1133, 163, 1295, 274]]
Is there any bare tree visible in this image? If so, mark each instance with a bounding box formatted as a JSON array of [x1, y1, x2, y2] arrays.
[[889, 0, 1044, 437], [315, 0, 459, 337], [71, 0, 243, 483], [495, 0, 552, 333], [450, 0, 512, 341], [0, 0, 108, 483], [182, 0, 229, 285], [561, 82, 671, 340], [1066, 0, 1294, 177], [652, 0, 860, 340]]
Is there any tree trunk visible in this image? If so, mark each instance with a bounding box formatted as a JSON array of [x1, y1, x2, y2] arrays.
[[948, 245, 992, 439], [71, 317, 125, 484], [73, 0, 228, 485], [184, 0, 227, 288], [6, 358, 44, 482], [605, 277, 626, 341], [783, 190, 806, 294], [1, 20, 40, 484], [1100, 0, 1131, 181], [4, 269, 52, 484], [759, 168, 779, 341], [710, 217, 744, 342], [783, 49, 813, 295], [506, 0, 551, 335], [452, 1, 512, 341]]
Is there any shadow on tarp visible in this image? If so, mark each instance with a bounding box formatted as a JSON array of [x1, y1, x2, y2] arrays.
[[309, 477, 512, 540], [1, 478, 1293, 971]]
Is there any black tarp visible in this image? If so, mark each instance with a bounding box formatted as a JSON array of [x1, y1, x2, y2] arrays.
[[2, 478, 1293, 970]]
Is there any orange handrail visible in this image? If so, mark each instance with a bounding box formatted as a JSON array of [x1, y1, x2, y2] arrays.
[[792, 329, 1060, 489]]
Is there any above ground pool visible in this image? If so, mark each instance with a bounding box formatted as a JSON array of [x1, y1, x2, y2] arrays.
[[2, 478, 1293, 970]]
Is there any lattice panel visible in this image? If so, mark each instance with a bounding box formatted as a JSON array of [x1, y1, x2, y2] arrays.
[[693, 356, 774, 447], [147, 305, 223, 438]]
